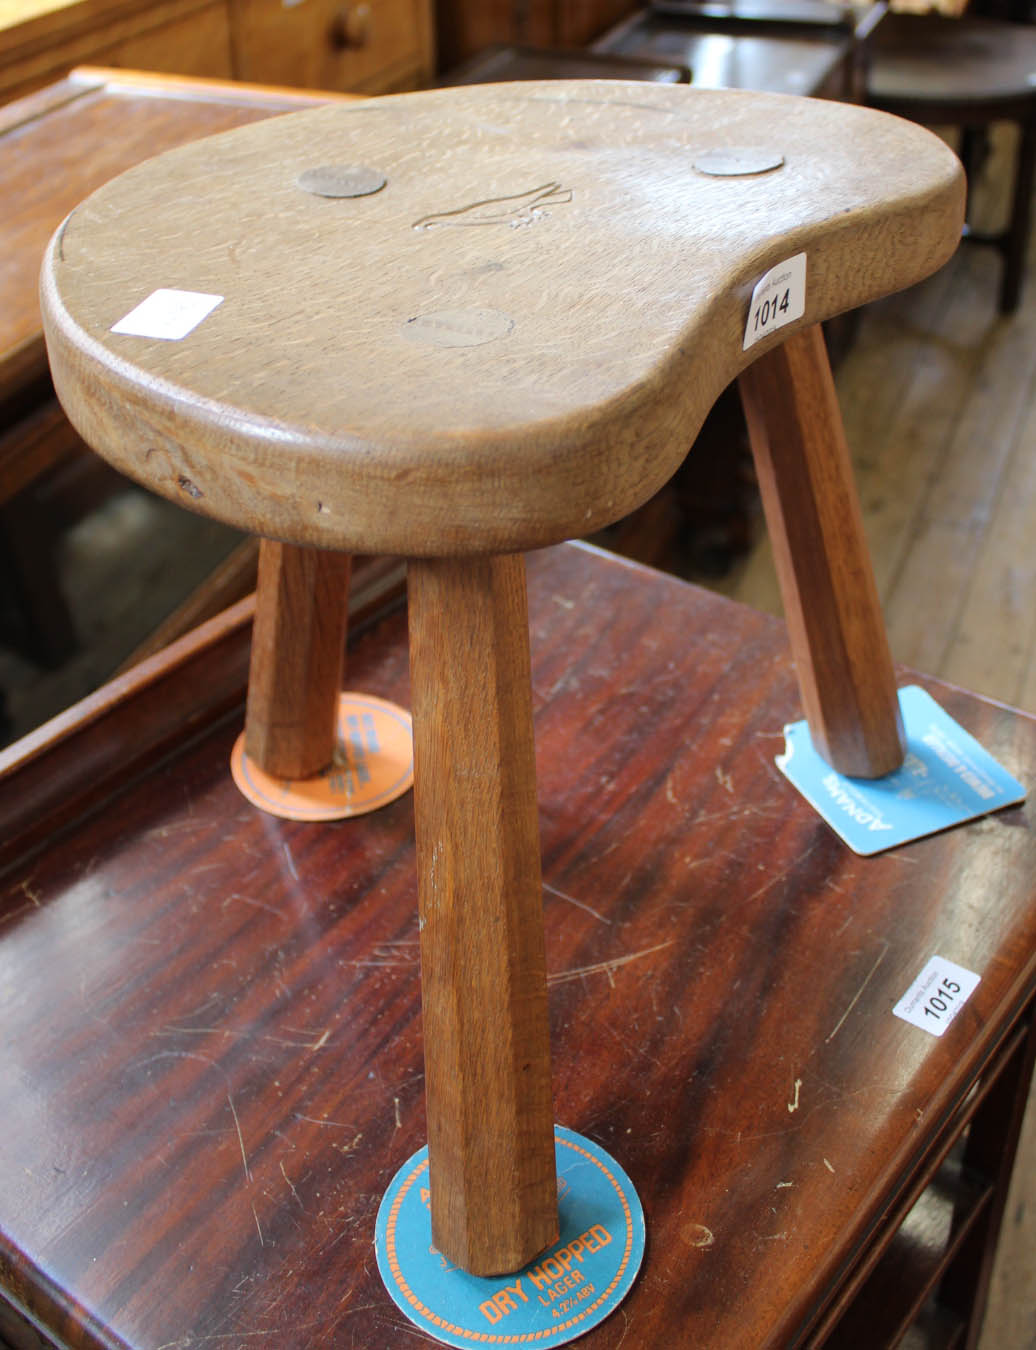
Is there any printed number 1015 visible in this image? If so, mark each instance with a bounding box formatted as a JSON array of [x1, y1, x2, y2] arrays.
[[923, 977, 962, 1023]]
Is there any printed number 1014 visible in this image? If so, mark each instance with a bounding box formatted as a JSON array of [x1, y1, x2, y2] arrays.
[[751, 287, 792, 337]]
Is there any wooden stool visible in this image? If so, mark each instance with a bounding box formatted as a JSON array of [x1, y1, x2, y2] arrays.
[[40, 80, 963, 1277], [867, 13, 1036, 313]]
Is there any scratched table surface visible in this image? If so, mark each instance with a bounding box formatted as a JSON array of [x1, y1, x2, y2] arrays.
[[1, 542, 1034, 1349]]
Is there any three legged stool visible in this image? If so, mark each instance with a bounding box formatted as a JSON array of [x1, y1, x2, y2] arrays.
[[40, 80, 963, 1278]]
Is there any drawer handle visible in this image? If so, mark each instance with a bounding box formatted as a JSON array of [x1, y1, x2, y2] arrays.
[[329, 2, 372, 49]]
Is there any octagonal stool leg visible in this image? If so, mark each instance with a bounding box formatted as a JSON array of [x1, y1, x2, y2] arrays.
[[232, 541, 415, 821], [245, 540, 350, 780], [739, 325, 906, 780], [407, 552, 558, 1277]]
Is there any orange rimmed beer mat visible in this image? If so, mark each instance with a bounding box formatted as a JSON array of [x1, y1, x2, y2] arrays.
[[231, 692, 413, 821]]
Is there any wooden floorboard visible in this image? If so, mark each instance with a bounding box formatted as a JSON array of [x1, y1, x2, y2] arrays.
[[942, 365, 1036, 706]]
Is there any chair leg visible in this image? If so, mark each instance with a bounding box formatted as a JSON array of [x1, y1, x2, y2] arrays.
[[739, 325, 905, 779], [407, 552, 558, 1277], [244, 539, 350, 779], [1000, 118, 1034, 315]]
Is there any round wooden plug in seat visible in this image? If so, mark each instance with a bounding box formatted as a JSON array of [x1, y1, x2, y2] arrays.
[[40, 80, 964, 1279]]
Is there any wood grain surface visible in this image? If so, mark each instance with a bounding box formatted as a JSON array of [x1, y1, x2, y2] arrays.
[[408, 554, 557, 1273], [40, 80, 965, 555], [1, 542, 1033, 1348], [244, 541, 350, 779], [739, 325, 905, 778]]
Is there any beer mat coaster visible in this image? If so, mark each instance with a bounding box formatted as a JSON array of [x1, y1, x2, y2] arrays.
[[375, 1124, 646, 1346], [231, 692, 412, 821], [776, 685, 1026, 855]]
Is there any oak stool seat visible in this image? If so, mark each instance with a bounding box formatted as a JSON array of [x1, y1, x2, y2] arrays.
[[40, 80, 964, 1278]]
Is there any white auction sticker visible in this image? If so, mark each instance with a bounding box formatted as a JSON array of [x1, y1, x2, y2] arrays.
[[743, 253, 806, 350], [893, 955, 980, 1037], [111, 288, 223, 340]]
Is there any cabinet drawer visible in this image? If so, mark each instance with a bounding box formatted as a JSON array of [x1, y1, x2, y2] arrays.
[[231, 0, 430, 93]]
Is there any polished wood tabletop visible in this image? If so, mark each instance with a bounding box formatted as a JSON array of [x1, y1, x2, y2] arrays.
[[1, 542, 1033, 1347]]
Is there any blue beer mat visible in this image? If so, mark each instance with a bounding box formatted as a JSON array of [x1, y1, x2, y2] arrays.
[[375, 1124, 645, 1347], [776, 685, 1026, 856]]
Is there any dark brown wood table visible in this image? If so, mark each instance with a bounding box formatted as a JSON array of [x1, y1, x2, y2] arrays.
[[0, 67, 348, 668], [866, 13, 1036, 315], [1, 542, 1033, 1348], [592, 2, 884, 101]]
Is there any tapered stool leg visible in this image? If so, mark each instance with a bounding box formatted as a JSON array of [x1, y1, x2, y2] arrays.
[[245, 540, 351, 779], [739, 325, 905, 779], [407, 553, 558, 1277]]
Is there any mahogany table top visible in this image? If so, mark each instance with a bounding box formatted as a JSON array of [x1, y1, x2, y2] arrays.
[[1, 542, 1033, 1348]]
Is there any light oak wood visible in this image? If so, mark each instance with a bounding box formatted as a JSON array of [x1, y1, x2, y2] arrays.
[[244, 540, 350, 779], [407, 553, 558, 1275], [41, 81, 965, 557], [739, 324, 905, 777]]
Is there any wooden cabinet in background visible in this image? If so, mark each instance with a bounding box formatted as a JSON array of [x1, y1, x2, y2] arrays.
[[0, 0, 434, 105], [0, 0, 234, 103], [557, 0, 640, 44], [231, 0, 435, 94], [435, 0, 638, 71]]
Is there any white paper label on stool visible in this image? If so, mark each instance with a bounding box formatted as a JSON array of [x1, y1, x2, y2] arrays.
[[111, 288, 224, 340], [743, 253, 806, 350], [893, 956, 980, 1037]]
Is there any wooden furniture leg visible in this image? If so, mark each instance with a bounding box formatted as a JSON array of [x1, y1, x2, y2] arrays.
[[407, 553, 558, 1277], [1001, 119, 1034, 316], [40, 79, 966, 1284], [244, 540, 350, 779], [939, 1009, 1036, 1350], [739, 324, 906, 779]]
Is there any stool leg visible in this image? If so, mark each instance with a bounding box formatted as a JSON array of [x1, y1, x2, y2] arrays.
[[739, 325, 905, 778], [407, 553, 558, 1277], [1000, 119, 1033, 315], [244, 539, 350, 779]]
